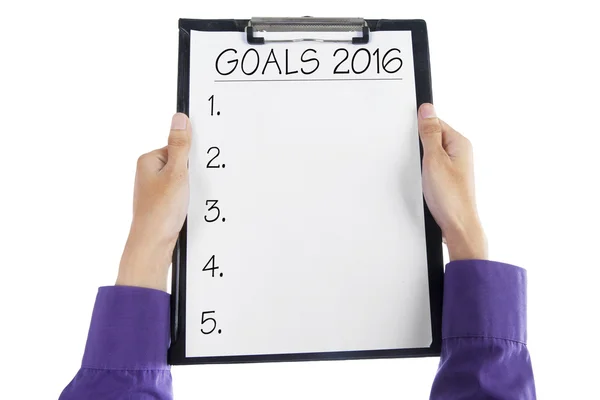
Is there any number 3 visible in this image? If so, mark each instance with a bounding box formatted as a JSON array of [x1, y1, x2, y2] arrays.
[[204, 200, 221, 222]]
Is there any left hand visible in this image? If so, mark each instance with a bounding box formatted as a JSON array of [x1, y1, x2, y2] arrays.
[[116, 113, 191, 291]]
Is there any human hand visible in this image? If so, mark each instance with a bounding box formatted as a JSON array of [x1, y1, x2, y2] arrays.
[[418, 103, 488, 261], [116, 113, 191, 291]]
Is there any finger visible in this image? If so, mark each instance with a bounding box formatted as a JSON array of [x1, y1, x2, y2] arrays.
[[418, 103, 443, 153], [439, 119, 460, 145], [439, 119, 472, 159], [152, 146, 168, 166], [137, 146, 168, 172], [167, 113, 192, 169]]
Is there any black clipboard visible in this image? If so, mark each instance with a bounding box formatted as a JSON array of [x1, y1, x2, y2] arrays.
[[169, 17, 444, 365]]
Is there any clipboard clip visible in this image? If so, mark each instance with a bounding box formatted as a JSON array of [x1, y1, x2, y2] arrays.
[[246, 17, 370, 45]]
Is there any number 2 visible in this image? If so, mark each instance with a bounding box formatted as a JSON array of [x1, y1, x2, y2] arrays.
[[206, 147, 220, 168], [333, 48, 350, 74]]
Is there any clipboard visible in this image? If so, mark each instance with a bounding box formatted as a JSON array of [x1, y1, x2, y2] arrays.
[[170, 17, 444, 365]]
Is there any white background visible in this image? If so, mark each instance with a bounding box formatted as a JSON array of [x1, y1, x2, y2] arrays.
[[0, 1, 598, 399]]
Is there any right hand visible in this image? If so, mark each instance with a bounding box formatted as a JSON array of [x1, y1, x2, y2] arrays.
[[418, 103, 488, 261]]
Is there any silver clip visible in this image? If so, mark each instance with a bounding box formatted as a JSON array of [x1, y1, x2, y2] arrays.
[[246, 17, 370, 45]]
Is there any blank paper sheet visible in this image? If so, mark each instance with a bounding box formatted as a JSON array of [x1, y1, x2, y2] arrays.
[[185, 30, 431, 358]]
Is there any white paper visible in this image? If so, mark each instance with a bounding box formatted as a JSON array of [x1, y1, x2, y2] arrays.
[[186, 30, 432, 358]]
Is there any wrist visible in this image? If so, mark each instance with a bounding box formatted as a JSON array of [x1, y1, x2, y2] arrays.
[[116, 232, 175, 292], [444, 218, 488, 261]]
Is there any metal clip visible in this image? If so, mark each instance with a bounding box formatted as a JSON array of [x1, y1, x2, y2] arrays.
[[246, 17, 369, 45]]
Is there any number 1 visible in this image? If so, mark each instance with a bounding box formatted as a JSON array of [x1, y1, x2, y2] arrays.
[[208, 95, 214, 116]]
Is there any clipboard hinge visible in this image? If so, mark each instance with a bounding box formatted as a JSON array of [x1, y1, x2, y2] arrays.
[[246, 17, 370, 45]]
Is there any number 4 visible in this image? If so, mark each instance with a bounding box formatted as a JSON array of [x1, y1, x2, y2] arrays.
[[203, 255, 219, 277]]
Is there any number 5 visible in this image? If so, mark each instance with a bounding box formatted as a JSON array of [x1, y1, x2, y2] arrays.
[[201, 311, 217, 334]]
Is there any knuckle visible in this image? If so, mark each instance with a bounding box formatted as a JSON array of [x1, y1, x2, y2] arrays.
[[169, 131, 190, 148], [137, 153, 150, 166], [420, 120, 442, 136], [169, 136, 188, 147], [462, 136, 473, 150]]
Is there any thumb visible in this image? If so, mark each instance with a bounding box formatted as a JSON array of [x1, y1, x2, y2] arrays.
[[167, 113, 192, 169], [418, 103, 443, 153]]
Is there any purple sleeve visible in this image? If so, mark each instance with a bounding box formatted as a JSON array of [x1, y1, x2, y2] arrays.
[[430, 260, 536, 399], [59, 286, 172, 400]]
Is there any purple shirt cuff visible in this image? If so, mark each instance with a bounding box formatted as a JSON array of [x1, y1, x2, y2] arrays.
[[81, 286, 171, 370], [442, 259, 527, 344]]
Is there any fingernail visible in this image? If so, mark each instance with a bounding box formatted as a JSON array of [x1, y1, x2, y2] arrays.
[[420, 103, 437, 119], [171, 113, 187, 130]]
